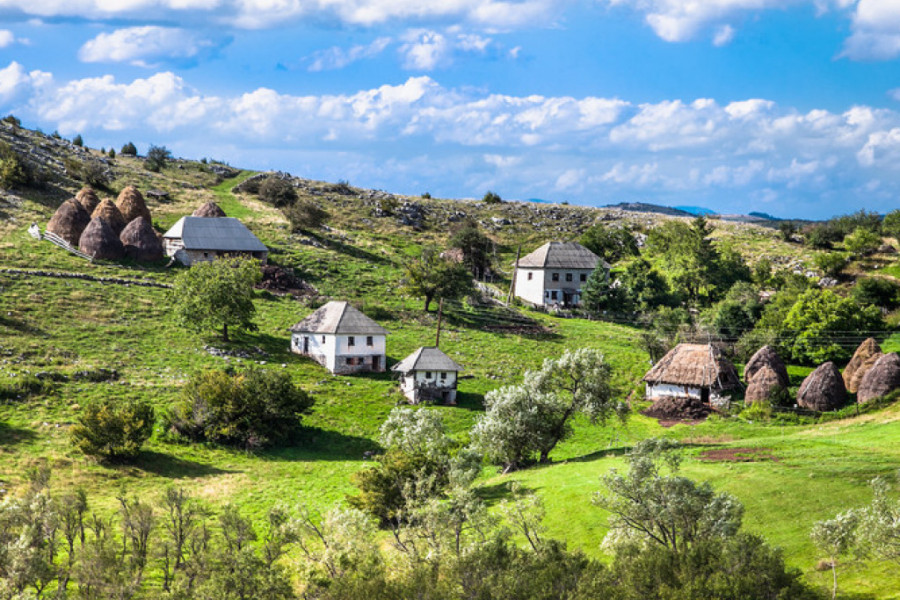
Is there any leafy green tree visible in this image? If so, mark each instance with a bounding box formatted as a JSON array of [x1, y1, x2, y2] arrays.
[[120, 141, 137, 156], [448, 223, 495, 279], [72, 134, 83, 147], [783, 288, 884, 364], [811, 512, 859, 600], [814, 252, 849, 277], [482, 190, 502, 204], [70, 398, 155, 461], [0, 142, 30, 189], [171, 257, 262, 341], [145, 144, 172, 172], [580, 265, 617, 315], [852, 277, 900, 310], [108, 147, 116, 158], [284, 199, 328, 231], [778, 221, 798, 241], [710, 282, 763, 338], [401, 245, 473, 311], [806, 225, 836, 249], [580, 224, 638, 263], [883, 209, 900, 240], [844, 226, 882, 257], [258, 177, 297, 207]]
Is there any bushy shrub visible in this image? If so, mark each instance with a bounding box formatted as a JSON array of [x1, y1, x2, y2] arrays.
[[482, 190, 502, 204], [844, 226, 882, 257], [0, 142, 31, 189], [285, 199, 328, 231], [145, 144, 171, 172], [165, 366, 314, 449], [63, 157, 109, 189], [814, 252, 848, 277], [120, 141, 137, 156], [259, 177, 297, 207], [2, 114, 21, 128], [852, 277, 900, 310], [72, 134, 83, 147], [70, 398, 154, 461]]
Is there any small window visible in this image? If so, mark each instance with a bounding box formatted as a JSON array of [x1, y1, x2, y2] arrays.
[[440, 372, 447, 380], [321, 335, 326, 343], [565, 273, 573, 282], [348, 336, 355, 347], [346, 357, 352, 365], [425, 371, 433, 379], [551, 273, 560, 282], [580, 273, 587, 282], [551, 291, 558, 300], [366, 336, 373, 346], [527, 272, 533, 281], [203, 252, 209, 258]]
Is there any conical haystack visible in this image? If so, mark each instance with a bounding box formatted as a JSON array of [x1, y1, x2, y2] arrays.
[[857, 353, 900, 403], [844, 338, 882, 392], [192, 201, 226, 218], [79, 217, 125, 260], [75, 187, 100, 214], [798, 362, 846, 411], [115, 185, 151, 224], [120, 217, 163, 262], [46, 199, 90, 246], [849, 352, 883, 393], [744, 345, 790, 388], [91, 199, 127, 235], [745, 366, 787, 405]]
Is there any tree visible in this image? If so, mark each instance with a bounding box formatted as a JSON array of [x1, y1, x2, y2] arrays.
[[778, 221, 798, 242], [580, 266, 618, 315], [814, 252, 849, 278], [709, 282, 763, 338], [72, 134, 83, 147], [811, 512, 858, 600], [580, 224, 638, 264], [70, 398, 155, 461], [172, 257, 261, 341], [401, 246, 473, 311], [108, 148, 116, 158], [844, 226, 882, 257], [145, 144, 172, 172], [0, 142, 30, 189], [448, 223, 495, 279], [284, 199, 328, 231], [852, 277, 900, 310], [120, 141, 137, 156], [883, 209, 900, 240], [258, 177, 297, 207], [482, 190, 502, 204]]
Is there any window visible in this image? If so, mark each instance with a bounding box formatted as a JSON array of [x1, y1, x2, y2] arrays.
[[527, 272, 533, 281], [552, 273, 559, 282], [440, 372, 447, 380], [425, 371, 433, 379], [366, 336, 373, 346], [580, 273, 587, 282], [565, 273, 573, 282], [321, 335, 326, 343], [551, 291, 558, 300], [346, 357, 353, 365], [348, 336, 355, 347]]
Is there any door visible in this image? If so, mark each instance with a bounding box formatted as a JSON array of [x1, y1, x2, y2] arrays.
[[701, 388, 710, 404], [372, 355, 380, 370], [303, 336, 309, 353]]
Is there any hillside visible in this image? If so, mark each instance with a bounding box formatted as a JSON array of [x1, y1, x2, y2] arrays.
[[2, 125, 900, 597]]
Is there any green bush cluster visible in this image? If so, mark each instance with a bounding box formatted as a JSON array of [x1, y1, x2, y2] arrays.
[[70, 398, 155, 461], [284, 199, 328, 231], [258, 177, 298, 207]]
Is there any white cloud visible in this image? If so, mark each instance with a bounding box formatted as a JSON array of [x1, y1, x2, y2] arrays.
[[308, 37, 391, 71], [0, 61, 51, 105], [78, 26, 215, 66], [712, 24, 735, 46], [399, 30, 451, 70], [0, 30, 15, 48]]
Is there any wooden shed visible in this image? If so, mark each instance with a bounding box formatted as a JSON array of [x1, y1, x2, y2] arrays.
[[392, 347, 463, 405]]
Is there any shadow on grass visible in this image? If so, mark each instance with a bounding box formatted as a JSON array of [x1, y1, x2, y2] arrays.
[[303, 232, 394, 267], [0, 421, 38, 446], [129, 451, 238, 479], [0, 313, 46, 336], [260, 427, 379, 462], [455, 391, 485, 412], [476, 480, 539, 507]]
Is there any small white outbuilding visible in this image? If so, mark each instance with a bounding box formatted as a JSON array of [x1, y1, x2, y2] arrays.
[[289, 301, 388, 374], [392, 346, 463, 404]]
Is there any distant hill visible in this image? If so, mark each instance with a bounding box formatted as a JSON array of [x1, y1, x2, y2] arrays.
[[674, 205, 717, 216], [603, 202, 696, 217]]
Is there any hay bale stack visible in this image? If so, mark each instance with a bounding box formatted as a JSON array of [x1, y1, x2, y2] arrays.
[[79, 217, 125, 260], [745, 366, 786, 405], [192, 201, 226, 218], [857, 353, 900, 403], [844, 338, 882, 392], [744, 345, 789, 388], [116, 185, 151, 224], [46, 199, 90, 246], [120, 217, 163, 262], [91, 199, 127, 235], [75, 187, 100, 214], [849, 352, 883, 393], [798, 362, 846, 411]]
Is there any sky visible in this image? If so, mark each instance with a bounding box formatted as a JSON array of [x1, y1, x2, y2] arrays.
[[2, 2, 900, 218]]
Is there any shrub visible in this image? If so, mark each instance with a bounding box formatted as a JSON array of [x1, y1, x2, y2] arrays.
[[120, 141, 137, 156], [2, 114, 21, 128], [72, 134, 83, 147], [165, 366, 314, 449], [70, 398, 154, 461], [0, 142, 30, 189], [108, 148, 115, 158], [145, 144, 171, 172], [844, 226, 882, 257], [285, 199, 328, 231], [814, 252, 848, 278], [852, 277, 900, 309], [258, 177, 297, 207], [63, 157, 109, 189], [482, 190, 502, 204]]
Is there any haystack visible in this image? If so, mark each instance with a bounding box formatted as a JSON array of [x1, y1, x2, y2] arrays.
[[797, 362, 846, 411], [46, 199, 90, 246], [844, 338, 882, 392], [744, 345, 789, 388], [79, 217, 125, 260], [849, 352, 883, 393], [120, 217, 163, 262], [91, 199, 127, 235], [74, 187, 100, 214], [115, 185, 151, 224], [857, 353, 900, 403], [745, 366, 787, 405], [192, 201, 226, 218]]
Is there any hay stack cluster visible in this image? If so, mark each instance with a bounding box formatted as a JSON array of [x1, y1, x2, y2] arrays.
[[857, 353, 900, 403], [192, 201, 226, 217], [798, 362, 846, 411], [744, 345, 789, 405], [843, 338, 882, 393], [46, 185, 163, 262]]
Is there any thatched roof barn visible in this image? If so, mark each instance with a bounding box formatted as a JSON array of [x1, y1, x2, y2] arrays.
[[192, 201, 227, 218], [91, 199, 127, 235], [120, 217, 163, 262], [745, 366, 787, 405], [47, 199, 90, 246], [797, 362, 846, 411], [116, 185, 151, 224], [643, 343, 740, 404], [79, 217, 125, 260], [857, 353, 900, 404], [74, 187, 100, 214], [844, 338, 882, 393], [744, 345, 790, 388]]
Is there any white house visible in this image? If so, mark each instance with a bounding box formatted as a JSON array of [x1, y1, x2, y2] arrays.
[[162, 216, 268, 266], [513, 241, 609, 307], [642, 343, 740, 405], [289, 301, 387, 374], [392, 347, 464, 405]]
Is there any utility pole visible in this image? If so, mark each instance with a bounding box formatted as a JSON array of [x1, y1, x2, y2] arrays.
[[435, 297, 443, 348], [507, 244, 521, 306]]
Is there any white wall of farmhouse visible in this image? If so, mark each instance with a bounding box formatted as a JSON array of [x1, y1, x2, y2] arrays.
[[514, 267, 597, 306], [646, 383, 702, 400], [399, 370, 458, 403], [291, 332, 386, 374]]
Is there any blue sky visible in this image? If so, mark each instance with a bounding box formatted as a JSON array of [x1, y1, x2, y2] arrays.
[[2, 1, 900, 218]]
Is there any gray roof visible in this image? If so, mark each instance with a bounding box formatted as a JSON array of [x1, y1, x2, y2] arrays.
[[290, 301, 388, 335], [163, 216, 267, 253], [392, 347, 463, 373], [516, 241, 609, 269]]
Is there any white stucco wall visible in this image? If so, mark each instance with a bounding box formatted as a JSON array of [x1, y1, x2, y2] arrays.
[[515, 266, 599, 306], [291, 332, 386, 374], [399, 370, 458, 403], [514, 268, 545, 305], [646, 383, 702, 400]]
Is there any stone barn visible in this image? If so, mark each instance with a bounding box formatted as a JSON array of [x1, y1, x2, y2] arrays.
[[163, 216, 268, 266]]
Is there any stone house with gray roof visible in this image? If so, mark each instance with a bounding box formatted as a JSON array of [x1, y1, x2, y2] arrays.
[[289, 301, 388, 374], [513, 241, 609, 307], [392, 347, 463, 404], [163, 216, 268, 266]]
